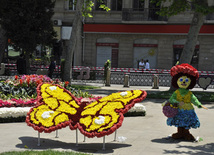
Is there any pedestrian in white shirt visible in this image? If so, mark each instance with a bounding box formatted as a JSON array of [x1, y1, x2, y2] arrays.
[[139, 59, 145, 69], [145, 59, 150, 69]]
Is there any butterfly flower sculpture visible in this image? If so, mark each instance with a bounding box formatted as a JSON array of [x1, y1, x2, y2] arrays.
[[26, 83, 147, 138]]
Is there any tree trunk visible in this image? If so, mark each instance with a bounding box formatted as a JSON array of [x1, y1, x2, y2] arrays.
[[25, 51, 31, 75], [0, 27, 7, 63], [170, 12, 204, 91], [179, 12, 204, 64], [63, 0, 83, 82]]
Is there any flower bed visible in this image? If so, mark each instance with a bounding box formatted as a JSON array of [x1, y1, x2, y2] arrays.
[[0, 99, 37, 108], [0, 75, 146, 124], [0, 100, 146, 123]]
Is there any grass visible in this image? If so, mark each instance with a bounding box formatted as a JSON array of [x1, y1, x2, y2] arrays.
[[147, 90, 214, 102], [0, 150, 90, 155]]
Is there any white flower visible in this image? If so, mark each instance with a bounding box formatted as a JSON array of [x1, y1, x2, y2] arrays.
[[49, 86, 57, 91], [120, 92, 128, 97], [117, 136, 127, 142], [41, 111, 54, 119], [128, 103, 146, 112], [94, 115, 105, 125], [0, 107, 31, 118]]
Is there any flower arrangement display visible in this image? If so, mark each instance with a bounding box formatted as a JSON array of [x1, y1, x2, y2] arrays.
[[0, 75, 75, 101], [8, 75, 52, 87], [124, 103, 146, 117], [162, 101, 178, 118], [0, 99, 37, 108], [0, 107, 31, 118], [164, 63, 207, 141], [26, 83, 147, 138]]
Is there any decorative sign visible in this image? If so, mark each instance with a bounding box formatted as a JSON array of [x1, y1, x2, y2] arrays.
[[198, 76, 213, 90]]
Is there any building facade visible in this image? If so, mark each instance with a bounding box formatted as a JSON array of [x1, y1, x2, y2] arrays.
[[53, 0, 214, 71]]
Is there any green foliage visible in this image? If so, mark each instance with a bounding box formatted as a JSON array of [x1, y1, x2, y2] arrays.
[[82, 0, 95, 17], [0, 78, 98, 100], [0, 116, 26, 123], [81, 0, 110, 17], [99, 4, 111, 12], [104, 59, 111, 81], [151, 0, 214, 17], [0, 0, 57, 54]]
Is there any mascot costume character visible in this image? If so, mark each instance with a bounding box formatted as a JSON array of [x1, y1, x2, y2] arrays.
[[162, 63, 207, 141]]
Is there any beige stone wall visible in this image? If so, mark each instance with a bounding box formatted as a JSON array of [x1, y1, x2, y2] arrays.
[[198, 36, 214, 71], [83, 33, 214, 71]]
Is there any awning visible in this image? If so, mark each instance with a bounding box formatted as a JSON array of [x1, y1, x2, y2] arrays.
[[84, 24, 214, 34]]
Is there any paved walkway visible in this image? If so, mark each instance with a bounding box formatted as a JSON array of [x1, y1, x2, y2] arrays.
[[0, 84, 214, 155]]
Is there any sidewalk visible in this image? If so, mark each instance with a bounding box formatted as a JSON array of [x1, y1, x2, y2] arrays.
[[78, 83, 214, 97], [0, 84, 214, 155]]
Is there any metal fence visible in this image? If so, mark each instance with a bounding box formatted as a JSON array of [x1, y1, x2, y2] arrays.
[[1, 64, 214, 89], [72, 70, 214, 89]]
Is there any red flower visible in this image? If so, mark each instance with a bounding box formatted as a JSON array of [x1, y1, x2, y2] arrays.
[[26, 77, 30, 86], [19, 79, 23, 85], [36, 79, 42, 86], [15, 75, 18, 80], [64, 81, 69, 87]]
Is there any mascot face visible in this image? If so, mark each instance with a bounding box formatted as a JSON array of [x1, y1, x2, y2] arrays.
[[177, 76, 191, 89]]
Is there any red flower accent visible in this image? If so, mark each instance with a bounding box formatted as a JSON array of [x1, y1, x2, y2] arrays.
[[170, 63, 199, 79], [26, 77, 30, 86], [19, 79, 23, 85], [15, 75, 18, 80], [64, 81, 69, 87]]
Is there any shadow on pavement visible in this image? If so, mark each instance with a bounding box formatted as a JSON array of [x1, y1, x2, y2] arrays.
[[163, 143, 214, 155], [151, 137, 181, 144], [152, 137, 214, 154], [82, 89, 122, 96], [16, 136, 132, 154]]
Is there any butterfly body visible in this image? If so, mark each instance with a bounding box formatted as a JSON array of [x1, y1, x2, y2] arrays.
[[26, 83, 147, 138]]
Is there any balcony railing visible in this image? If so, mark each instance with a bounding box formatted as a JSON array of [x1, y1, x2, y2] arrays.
[[206, 13, 214, 20], [122, 8, 167, 21]]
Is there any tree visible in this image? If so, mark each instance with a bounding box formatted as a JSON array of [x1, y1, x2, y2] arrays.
[[152, 0, 214, 64], [0, 0, 56, 74], [63, 0, 110, 82], [0, 27, 6, 63]]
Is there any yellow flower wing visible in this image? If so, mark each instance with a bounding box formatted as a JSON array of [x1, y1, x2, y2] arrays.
[[77, 90, 147, 138], [26, 83, 81, 133]]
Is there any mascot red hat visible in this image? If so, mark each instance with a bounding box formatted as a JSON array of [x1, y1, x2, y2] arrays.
[[170, 63, 199, 79]]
